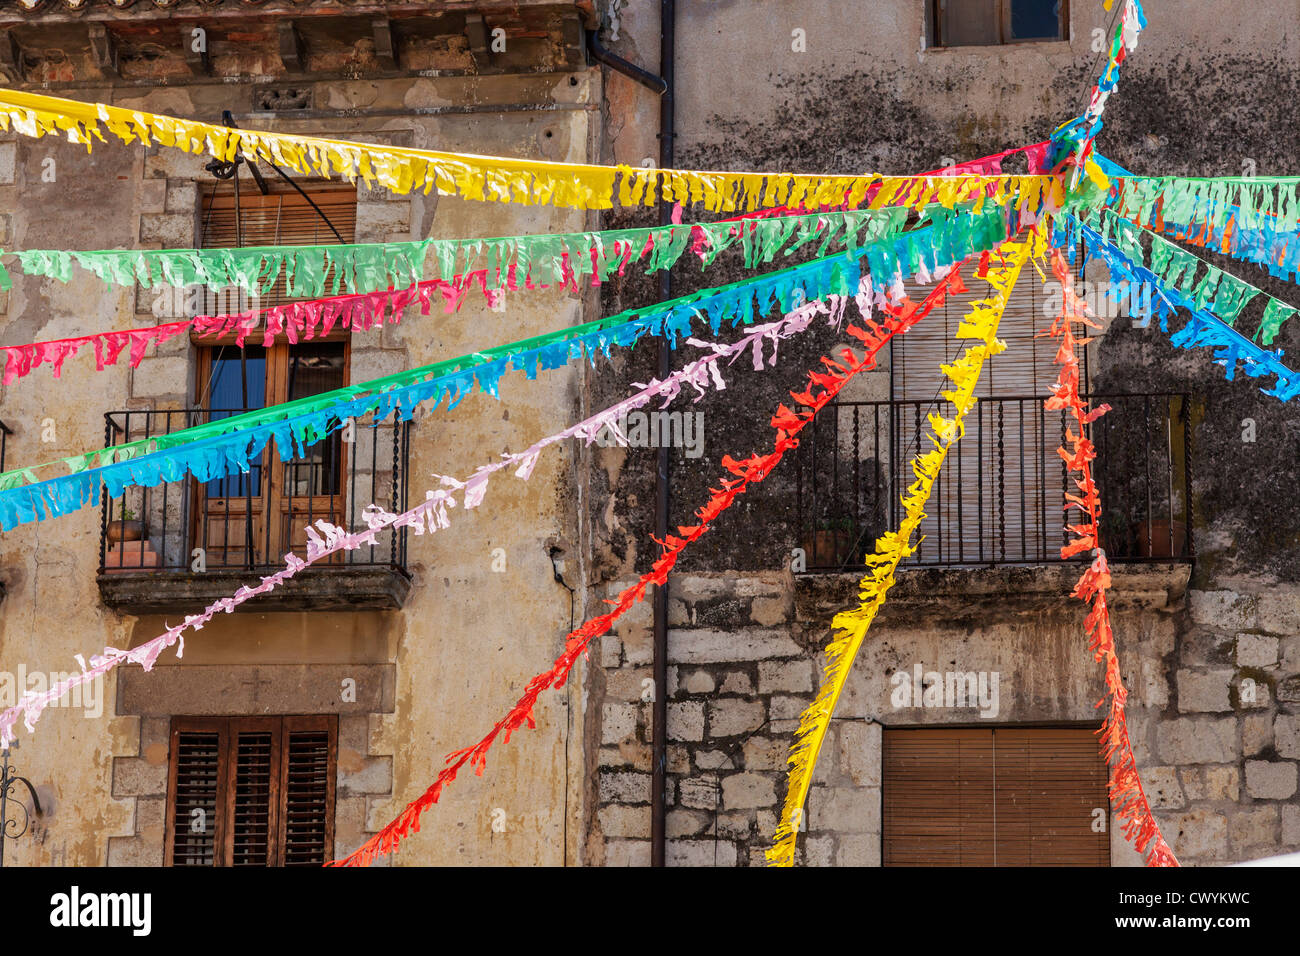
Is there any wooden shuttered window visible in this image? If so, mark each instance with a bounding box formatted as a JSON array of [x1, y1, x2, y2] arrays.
[[883, 726, 1110, 866], [199, 182, 358, 311], [165, 715, 337, 867]]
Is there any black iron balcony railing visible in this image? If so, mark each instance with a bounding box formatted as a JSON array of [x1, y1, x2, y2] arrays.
[[794, 393, 1192, 571], [98, 408, 410, 576]]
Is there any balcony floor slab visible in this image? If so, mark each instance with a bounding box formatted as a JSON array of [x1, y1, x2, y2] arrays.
[[98, 566, 411, 614]]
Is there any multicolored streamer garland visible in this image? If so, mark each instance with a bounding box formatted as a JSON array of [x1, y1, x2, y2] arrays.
[[328, 265, 974, 867], [0, 203, 932, 387], [1042, 246, 1179, 866], [0, 297, 857, 748], [0, 205, 1015, 529], [1059, 216, 1300, 401], [0, 86, 1049, 215], [767, 225, 1043, 867]]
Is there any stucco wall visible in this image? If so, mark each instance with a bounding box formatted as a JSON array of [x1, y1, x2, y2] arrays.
[[0, 68, 600, 866]]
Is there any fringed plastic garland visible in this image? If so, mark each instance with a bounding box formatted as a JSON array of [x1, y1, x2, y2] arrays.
[[1042, 246, 1179, 867], [767, 224, 1043, 867]]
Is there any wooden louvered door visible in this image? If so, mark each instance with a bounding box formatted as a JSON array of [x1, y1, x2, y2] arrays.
[[166, 715, 336, 866], [883, 726, 1110, 867]]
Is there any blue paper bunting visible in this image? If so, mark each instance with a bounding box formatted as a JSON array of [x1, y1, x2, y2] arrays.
[[0, 205, 1015, 533], [1063, 215, 1300, 403]]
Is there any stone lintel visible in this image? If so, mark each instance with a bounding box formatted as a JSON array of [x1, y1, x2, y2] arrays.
[[117, 662, 395, 716]]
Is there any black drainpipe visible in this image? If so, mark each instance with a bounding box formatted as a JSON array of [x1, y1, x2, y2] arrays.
[[585, 1, 675, 868], [651, 0, 675, 870], [586, 29, 669, 95]]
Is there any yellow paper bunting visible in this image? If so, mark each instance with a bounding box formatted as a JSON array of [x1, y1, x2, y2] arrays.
[[0, 87, 1051, 216], [766, 222, 1048, 867]]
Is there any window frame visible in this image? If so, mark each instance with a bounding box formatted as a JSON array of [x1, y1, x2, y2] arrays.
[[930, 0, 1069, 48]]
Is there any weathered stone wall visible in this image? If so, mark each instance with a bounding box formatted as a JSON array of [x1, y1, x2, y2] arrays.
[[584, 0, 1300, 866], [1149, 587, 1300, 861]]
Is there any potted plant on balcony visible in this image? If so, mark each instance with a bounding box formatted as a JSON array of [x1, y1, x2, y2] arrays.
[[104, 506, 160, 572], [802, 516, 857, 567], [106, 506, 146, 544]]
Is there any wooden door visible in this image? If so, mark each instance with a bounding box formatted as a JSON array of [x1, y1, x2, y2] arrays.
[[194, 347, 269, 569], [193, 341, 348, 567]]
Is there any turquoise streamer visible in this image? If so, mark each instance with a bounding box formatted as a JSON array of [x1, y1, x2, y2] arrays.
[[0, 206, 1012, 532]]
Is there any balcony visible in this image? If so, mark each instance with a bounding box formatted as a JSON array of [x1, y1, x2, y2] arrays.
[[793, 393, 1193, 572], [96, 408, 411, 614]]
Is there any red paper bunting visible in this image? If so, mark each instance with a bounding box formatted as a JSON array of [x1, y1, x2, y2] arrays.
[[1044, 246, 1178, 867]]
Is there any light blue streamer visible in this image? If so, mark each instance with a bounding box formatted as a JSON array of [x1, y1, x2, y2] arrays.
[[0, 206, 1013, 532]]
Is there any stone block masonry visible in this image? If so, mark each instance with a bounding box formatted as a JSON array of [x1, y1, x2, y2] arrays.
[[589, 564, 1300, 866], [591, 570, 879, 866], [1144, 587, 1300, 864]]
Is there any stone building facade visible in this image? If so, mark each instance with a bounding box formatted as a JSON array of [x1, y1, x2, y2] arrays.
[[0, 0, 1297, 868], [583, 0, 1300, 866], [0, 0, 600, 867]]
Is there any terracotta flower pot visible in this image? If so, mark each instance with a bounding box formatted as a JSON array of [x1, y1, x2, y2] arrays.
[[1132, 519, 1186, 558], [107, 519, 146, 544]]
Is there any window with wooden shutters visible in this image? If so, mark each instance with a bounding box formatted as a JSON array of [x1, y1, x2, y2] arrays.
[[889, 252, 1090, 564], [932, 0, 1068, 47], [191, 180, 356, 569], [166, 715, 337, 867], [883, 726, 1110, 866]]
